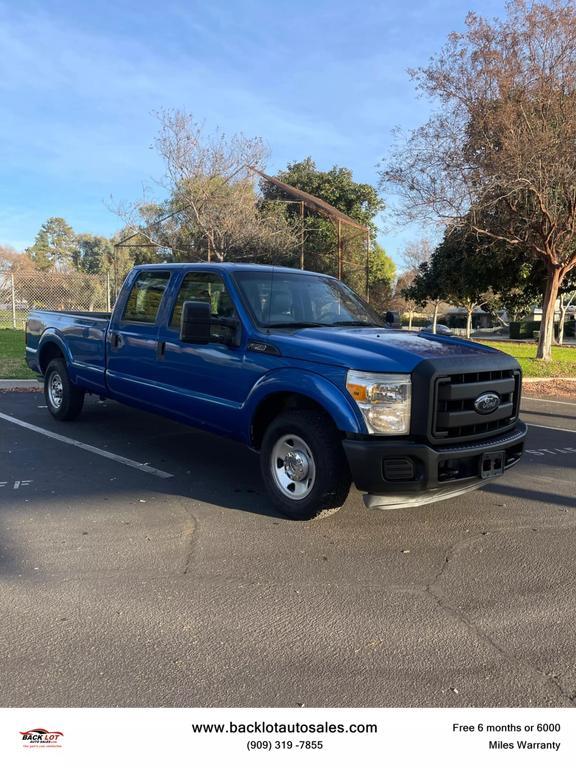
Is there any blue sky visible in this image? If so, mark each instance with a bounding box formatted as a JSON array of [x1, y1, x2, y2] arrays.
[[0, 0, 506, 265]]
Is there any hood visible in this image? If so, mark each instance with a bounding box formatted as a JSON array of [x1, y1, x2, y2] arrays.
[[265, 327, 514, 373]]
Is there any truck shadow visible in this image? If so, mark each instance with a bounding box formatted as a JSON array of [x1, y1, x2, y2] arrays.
[[83, 400, 289, 518], [4, 395, 294, 520], [482, 482, 576, 509], [521, 408, 576, 421]]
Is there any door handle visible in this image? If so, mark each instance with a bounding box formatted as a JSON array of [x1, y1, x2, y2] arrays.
[[156, 340, 166, 360], [110, 332, 121, 348]]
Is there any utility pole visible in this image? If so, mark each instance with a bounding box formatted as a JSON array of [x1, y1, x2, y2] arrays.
[[300, 201, 305, 270], [365, 231, 370, 301], [337, 220, 342, 281], [11, 273, 16, 328]]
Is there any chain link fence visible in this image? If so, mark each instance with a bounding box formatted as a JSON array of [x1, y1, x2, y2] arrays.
[[0, 271, 111, 330]]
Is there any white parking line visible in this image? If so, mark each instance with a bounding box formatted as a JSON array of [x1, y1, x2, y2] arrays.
[[529, 474, 576, 486], [0, 411, 174, 479], [522, 397, 576, 407], [525, 422, 576, 434]]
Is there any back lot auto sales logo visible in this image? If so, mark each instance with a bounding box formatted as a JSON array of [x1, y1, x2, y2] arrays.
[[20, 728, 63, 748]]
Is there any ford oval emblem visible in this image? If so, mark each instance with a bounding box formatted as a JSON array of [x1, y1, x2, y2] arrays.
[[474, 392, 501, 415]]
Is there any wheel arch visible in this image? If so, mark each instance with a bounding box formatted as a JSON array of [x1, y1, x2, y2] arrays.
[[251, 392, 333, 449], [248, 372, 363, 449], [38, 336, 67, 374]]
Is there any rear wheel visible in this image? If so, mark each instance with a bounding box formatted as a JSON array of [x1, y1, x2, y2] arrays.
[[260, 410, 351, 520], [44, 358, 85, 421]]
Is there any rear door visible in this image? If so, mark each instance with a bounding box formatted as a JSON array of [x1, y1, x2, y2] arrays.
[[106, 269, 172, 406]]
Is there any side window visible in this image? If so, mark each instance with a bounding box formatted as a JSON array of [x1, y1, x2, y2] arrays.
[[122, 271, 171, 323], [171, 272, 237, 341]]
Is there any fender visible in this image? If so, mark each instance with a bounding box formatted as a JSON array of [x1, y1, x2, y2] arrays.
[[37, 330, 74, 372], [241, 367, 365, 441]]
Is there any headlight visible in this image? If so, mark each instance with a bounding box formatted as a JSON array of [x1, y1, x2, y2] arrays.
[[346, 371, 411, 435]]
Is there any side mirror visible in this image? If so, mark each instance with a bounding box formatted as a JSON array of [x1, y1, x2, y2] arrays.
[[384, 311, 395, 325], [180, 301, 211, 344]]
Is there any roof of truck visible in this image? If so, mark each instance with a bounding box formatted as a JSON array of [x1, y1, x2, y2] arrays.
[[133, 262, 328, 277]]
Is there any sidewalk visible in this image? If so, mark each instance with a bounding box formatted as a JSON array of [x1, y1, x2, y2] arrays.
[[0, 379, 42, 392]]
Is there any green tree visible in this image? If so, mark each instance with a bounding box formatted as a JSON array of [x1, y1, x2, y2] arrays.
[[26, 217, 76, 271], [261, 157, 385, 290], [401, 228, 574, 337], [427, 232, 495, 337], [402, 260, 445, 332], [71, 234, 114, 274], [486, 248, 545, 323], [368, 244, 396, 313], [262, 157, 383, 228]]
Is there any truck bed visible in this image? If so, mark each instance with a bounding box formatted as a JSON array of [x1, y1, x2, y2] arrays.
[[26, 309, 111, 394]]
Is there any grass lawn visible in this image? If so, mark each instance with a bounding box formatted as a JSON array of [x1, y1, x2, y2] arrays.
[[480, 341, 576, 378], [0, 329, 36, 379]]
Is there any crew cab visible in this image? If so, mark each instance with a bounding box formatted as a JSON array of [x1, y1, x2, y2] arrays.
[[26, 263, 526, 519]]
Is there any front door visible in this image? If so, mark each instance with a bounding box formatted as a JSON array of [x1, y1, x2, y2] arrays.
[[153, 270, 253, 436]]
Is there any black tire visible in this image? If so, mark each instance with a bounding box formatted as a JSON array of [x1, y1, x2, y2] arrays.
[[44, 358, 85, 421], [260, 409, 351, 520]]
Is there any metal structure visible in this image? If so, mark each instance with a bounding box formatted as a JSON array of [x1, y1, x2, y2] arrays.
[[248, 167, 371, 298], [112, 165, 372, 298]]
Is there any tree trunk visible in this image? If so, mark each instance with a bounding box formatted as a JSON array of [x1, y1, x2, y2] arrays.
[[408, 310, 413, 330], [536, 267, 561, 361], [432, 301, 439, 334], [466, 306, 473, 339]]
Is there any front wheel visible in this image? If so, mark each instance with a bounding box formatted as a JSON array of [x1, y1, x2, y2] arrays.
[[44, 358, 85, 421], [260, 410, 351, 520]]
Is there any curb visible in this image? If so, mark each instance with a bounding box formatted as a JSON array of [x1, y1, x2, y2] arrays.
[[523, 377, 576, 382], [1, 377, 576, 390], [0, 379, 43, 392]]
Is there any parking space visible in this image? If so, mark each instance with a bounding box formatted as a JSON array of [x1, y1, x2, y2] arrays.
[[0, 391, 574, 707]]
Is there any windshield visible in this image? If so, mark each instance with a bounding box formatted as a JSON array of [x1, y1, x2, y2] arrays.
[[233, 271, 382, 328]]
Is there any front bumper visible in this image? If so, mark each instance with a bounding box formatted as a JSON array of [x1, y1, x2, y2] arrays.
[[342, 421, 527, 510]]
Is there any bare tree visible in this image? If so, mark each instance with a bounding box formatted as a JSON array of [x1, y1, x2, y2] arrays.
[[401, 238, 433, 271], [391, 268, 419, 328], [120, 110, 298, 262], [0, 245, 35, 272], [390, 240, 435, 328], [381, 1, 576, 360]]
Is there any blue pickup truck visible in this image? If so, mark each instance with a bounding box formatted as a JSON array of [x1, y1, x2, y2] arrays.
[[26, 263, 526, 519]]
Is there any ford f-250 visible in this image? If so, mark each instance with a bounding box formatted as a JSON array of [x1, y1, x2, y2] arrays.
[[26, 263, 526, 519]]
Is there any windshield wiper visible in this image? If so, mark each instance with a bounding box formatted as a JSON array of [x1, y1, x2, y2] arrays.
[[328, 320, 380, 327], [263, 321, 330, 328]]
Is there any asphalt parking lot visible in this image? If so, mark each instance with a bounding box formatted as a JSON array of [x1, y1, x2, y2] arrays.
[[0, 390, 575, 708]]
